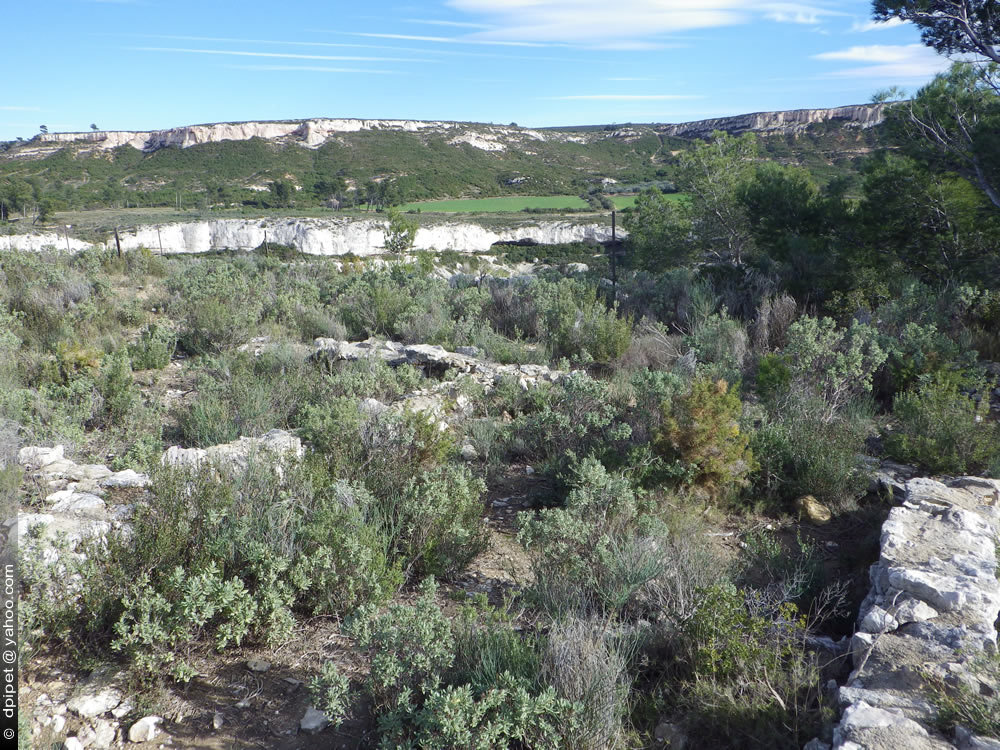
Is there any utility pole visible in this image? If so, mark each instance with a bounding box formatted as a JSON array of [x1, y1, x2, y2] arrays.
[[64, 225, 72, 253], [157, 227, 163, 256]]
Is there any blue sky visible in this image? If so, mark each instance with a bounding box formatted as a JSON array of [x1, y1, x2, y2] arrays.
[[0, 0, 953, 140]]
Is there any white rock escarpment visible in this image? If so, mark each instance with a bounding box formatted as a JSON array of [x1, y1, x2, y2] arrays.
[[661, 103, 886, 138], [828, 476, 1000, 750], [0, 217, 619, 256]]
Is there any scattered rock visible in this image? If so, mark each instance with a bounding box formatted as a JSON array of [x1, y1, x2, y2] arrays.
[[162, 429, 303, 474], [299, 706, 330, 734], [654, 721, 687, 748], [128, 716, 163, 743], [796, 495, 832, 524], [100, 469, 149, 489], [63, 737, 85, 750], [79, 718, 117, 749], [66, 669, 124, 718], [246, 659, 271, 672], [212, 712, 224, 730], [460, 444, 479, 461]]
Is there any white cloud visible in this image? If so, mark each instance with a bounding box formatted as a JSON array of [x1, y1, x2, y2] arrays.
[[446, 0, 844, 45], [348, 31, 549, 47], [0, 106, 41, 111], [850, 17, 907, 32], [130, 47, 434, 63], [546, 94, 702, 101], [402, 18, 494, 29], [814, 43, 951, 78], [223, 65, 401, 74]]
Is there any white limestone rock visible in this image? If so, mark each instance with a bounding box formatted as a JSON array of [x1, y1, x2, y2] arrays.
[[128, 715, 162, 743]]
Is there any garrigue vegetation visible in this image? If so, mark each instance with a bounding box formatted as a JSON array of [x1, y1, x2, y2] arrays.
[[6, 18, 1000, 750]]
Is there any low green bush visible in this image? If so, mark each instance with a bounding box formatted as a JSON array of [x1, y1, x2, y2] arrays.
[[169, 261, 264, 354], [885, 374, 1000, 476], [519, 458, 666, 616], [665, 583, 828, 749], [128, 324, 175, 370], [749, 392, 873, 507], [314, 580, 580, 749]]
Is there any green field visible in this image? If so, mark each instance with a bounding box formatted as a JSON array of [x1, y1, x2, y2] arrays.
[[399, 196, 592, 212], [399, 193, 689, 213]]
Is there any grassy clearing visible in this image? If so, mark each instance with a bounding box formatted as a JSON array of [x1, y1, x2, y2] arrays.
[[400, 196, 592, 213], [610, 193, 689, 210]]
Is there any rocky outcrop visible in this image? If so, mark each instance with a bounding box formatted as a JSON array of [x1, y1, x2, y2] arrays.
[[25, 105, 885, 156], [7, 431, 302, 567], [31, 118, 549, 153], [660, 103, 886, 139], [0, 217, 618, 256], [827, 476, 1000, 750], [160, 428, 303, 472], [312, 338, 570, 431], [312, 338, 567, 391]]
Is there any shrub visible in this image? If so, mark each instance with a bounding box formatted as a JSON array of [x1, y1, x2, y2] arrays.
[[519, 457, 667, 616], [783, 316, 886, 421], [655, 377, 755, 504], [97, 349, 137, 427], [541, 619, 632, 750], [169, 261, 263, 354], [504, 373, 634, 478], [925, 651, 1000, 738], [320, 581, 579, 749], [688, 308, 748, 384], [538, 281, 632, 363], [128, 324, 176, 370], [885, 375, 1000, 476], [749, 392, 873, 507], [308, 661, 351, 726], [111, 563, 258, 681], [391, 463, 488, 578], [754, 353, 791, 401], [666, 583, 827, 749]]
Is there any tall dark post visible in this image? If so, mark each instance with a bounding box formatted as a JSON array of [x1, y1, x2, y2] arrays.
[[114, 227, 122, 258], [609, 210, 618, 308]]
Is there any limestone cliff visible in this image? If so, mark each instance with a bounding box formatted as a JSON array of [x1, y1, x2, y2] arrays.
[[660, 103, 886, 138], [33, 119, 548, 153], [0, 217, 620, 256], [26, 104, 886, 155]]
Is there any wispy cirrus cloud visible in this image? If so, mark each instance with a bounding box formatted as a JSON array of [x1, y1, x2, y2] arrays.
[[401, 18, 494, 29], [347, 31, 550, 47], [446, 0, 845, 46], [129, 47, 434, 63], [813, 43, 950, 78], [223, 64, 402, 74]]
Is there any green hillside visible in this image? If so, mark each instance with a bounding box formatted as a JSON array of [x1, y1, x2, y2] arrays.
[[0, 117, 886, 217]]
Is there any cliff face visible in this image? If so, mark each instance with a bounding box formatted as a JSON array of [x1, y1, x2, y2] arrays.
[[28, 104, 887, 155], [0, 217, 619, 256], [660, 103, 887, 138], [35, 119, 514, 153]]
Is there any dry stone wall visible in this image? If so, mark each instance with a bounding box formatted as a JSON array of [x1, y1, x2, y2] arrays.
[[824, 476, 1000, 750]]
